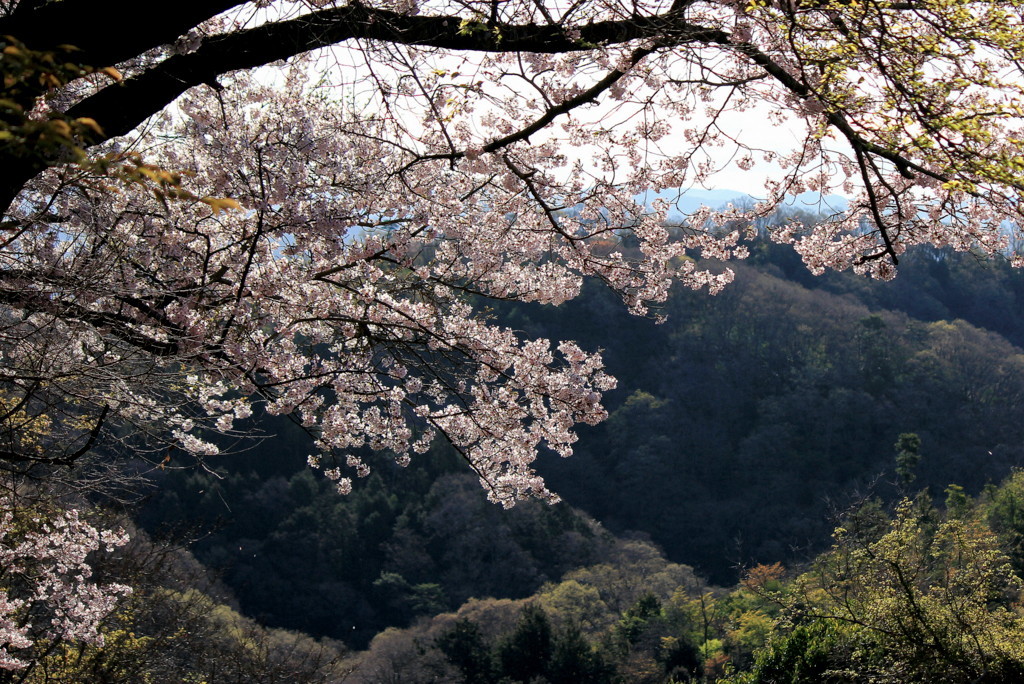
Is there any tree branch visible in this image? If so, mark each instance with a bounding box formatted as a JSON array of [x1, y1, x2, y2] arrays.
[[0, 3, 694, 208], [0, 0, 244, 68], [61, 3, 683, 143]]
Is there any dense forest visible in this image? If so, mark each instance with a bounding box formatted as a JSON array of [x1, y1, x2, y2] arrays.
[[529, 237, 1024, 582], [342, 471, 1024, 683], [8, 227, 1024, 681], [113, 229, 1024, 680]]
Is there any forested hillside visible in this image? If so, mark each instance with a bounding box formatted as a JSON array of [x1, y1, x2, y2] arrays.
[[137, 237, 1024, 653], [140, 445, 613, 648], [6, 232, 1024, 680], [344, 470, 1024, 683], [528, 241, 1024, 583]]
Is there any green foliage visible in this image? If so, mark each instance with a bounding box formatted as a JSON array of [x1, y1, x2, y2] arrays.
[[0, 36, 212, 210], [498, 604, 554, 682], [141, 435, 610, 647], [549, 622, 616, 684], [0, 37, 114, 161], [344, 470, 1024, 684], [527, 245, 1024, 584], [616, 593, 664, 646], [982, 469, 1024, 577], [741, 621, 844, 684], [373, 572, 448, 622], [735, 494, 1024, 683], [431, 608, 616, 684], [537, 579, 609, 633], [23, 628, 158, 684], [895, 432, 923, 488], [435, 619, 495, 684], [725, 610, 774, 663], [945, 483, 971, 519]]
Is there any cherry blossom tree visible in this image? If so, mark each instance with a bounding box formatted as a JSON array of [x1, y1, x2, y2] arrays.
[[0, 504, 130, 672], [2, 0, 1024, 503]]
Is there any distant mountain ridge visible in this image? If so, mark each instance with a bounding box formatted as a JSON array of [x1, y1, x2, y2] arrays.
[[636, 187, 849, 221]]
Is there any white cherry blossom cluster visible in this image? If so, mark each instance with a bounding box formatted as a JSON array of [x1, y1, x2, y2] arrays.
[[7, 0, 1024, 503], [0, 509, 130, 670], [4, 61, 745, 504]]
